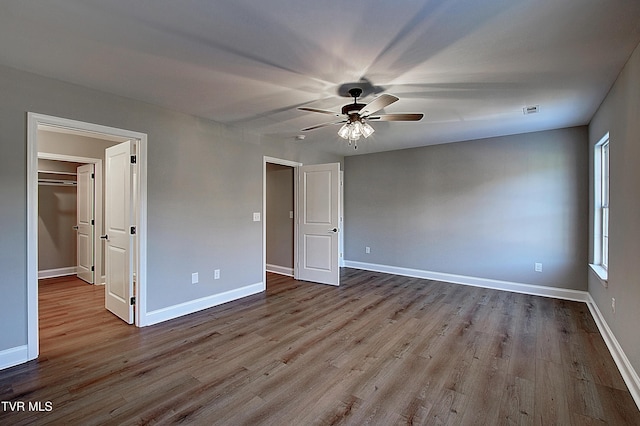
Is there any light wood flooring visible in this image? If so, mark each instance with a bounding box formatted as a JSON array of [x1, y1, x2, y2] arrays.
[[0, 270, 638, 425]]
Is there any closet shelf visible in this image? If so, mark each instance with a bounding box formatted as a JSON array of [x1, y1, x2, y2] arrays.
[[38, 170, 77, 176]]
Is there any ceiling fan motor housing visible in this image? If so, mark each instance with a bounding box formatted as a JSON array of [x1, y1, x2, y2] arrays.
[[342, 103, 366, 116]]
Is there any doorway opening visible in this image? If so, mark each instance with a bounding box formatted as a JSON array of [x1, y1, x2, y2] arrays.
[[263, 157, 302, 287], [27, 113, 148, 362], [37, 153, 103, 284], [265, 163, 295, 279]]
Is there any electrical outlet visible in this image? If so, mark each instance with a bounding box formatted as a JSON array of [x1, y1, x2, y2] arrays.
[[612, 298, 616, 313], [365, 246, 371, 254], [253, 212, 261, 222], [192, 272, 199, 284], [534, 262, 543, 272], [214, 269, 220, 280]]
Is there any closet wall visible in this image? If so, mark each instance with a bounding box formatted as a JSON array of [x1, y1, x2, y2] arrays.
[[38, 159, 80, 274]]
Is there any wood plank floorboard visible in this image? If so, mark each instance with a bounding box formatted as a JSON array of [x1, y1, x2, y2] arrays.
[[1, 270, 638, 425]]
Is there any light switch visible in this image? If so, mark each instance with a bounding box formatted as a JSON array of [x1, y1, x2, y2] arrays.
[[253, 212, 261, 222], [289, 211, 294, 219]]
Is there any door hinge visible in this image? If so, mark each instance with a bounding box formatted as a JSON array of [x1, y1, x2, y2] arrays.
[[91, 219, 95, 225], [91, 266, 94, 272], [130, 226, 136, 235], [91, 173, 95, 179], [130, 297, 136, 305], [131, 155, 137, 164]]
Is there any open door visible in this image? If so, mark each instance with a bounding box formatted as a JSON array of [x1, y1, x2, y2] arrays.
[[104, 140, 134, 323], [297, 163, 340, 286], [76, 163, 95, 284]]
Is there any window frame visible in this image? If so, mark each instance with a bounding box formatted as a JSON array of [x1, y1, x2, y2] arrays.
[[590, 133, 609, 284]]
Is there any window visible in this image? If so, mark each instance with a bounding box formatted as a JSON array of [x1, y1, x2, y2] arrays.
[[591, 133, 609, 282], [600, 139, 609, 269]]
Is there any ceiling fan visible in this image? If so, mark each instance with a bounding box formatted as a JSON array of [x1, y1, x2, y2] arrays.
[[298, 88, 424, 149]]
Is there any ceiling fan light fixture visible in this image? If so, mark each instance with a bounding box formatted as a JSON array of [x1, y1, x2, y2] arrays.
[[351, 120, 364, 138], [347, 128, 361, 141], [338, 123, 350, 139], [338, 120, 362, 141], [361, 121, 375, 138], [338, 117, 374, 144]]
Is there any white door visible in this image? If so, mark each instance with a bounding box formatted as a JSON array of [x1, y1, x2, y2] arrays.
[[104, 140, 134, 323], [297, 163, 340, 286], [76, 164, 95, 284]]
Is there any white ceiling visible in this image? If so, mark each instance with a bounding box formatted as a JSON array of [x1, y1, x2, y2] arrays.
[[2, 0, 640, 156]]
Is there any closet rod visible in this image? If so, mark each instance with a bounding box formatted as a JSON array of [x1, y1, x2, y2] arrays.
[[38, 179, 77, 187]]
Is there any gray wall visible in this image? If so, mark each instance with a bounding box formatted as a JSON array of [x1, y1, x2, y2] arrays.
[[344, 127, 589, 290], [0, 64, 340, 353], [38, 131, 117, 159], [588, 41, 640, 374], [266, 163, 294, 269]]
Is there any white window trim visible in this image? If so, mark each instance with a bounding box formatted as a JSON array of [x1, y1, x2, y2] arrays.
[[591, 132, 609, 286], [589, 263, 608, 283]]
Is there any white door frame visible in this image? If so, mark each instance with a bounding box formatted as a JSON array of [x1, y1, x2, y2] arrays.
[[27, 112, 148, 361], [339, 171, 344, 268], [263, 156, 303, 286], [38, 153, 103, 284]]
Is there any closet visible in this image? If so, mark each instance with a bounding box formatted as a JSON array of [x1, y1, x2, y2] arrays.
[[37, 159, 82, 279]]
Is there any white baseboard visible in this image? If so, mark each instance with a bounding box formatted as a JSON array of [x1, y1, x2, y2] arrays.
[[343, 260, 590, 302], [586, 295, 640, 410], [0, 345, 29, 370], [266, 264, 294, 277], [38, 266, 77, 279], [144, 282, 265, 326]]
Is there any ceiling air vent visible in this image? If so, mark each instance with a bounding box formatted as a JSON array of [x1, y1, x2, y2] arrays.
[[523, 105, 539, 115]]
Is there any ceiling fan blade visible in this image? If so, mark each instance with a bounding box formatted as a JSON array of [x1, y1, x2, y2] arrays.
[[298, 107, 341, 116], [301, 120, 346, 131], [369, 113, 424, 122], [358, 94, 399, 117]]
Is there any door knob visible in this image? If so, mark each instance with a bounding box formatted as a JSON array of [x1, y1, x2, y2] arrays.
[[328, 228, 338, 233], [72, 225, 79, 230], [100, 234, 109, 240]]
